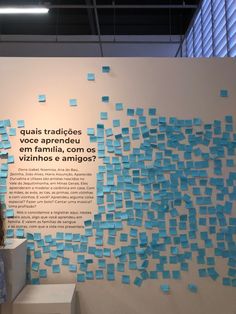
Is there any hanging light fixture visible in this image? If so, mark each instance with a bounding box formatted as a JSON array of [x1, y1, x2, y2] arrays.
[[0, 6, 49, 14]]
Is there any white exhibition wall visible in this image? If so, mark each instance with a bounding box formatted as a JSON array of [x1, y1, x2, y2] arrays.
[[0, 58, 236, 314]]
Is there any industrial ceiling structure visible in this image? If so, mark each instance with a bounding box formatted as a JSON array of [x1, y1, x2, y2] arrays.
[[0, 0, 200, 36]]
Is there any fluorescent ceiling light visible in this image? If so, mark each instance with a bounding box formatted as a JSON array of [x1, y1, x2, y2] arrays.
[[0, 7, 49, 14]]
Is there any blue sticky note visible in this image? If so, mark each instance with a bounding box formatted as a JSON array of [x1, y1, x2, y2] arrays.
[[113, 120, 120, 127], [115, 103, 123, 111], [188, 283, 198, 293], [220, 89, 228, 97], [5, 209, 14, 218], [39, 269, 47, 278], [16, 229, 24, 238], [148, 108, 156, 116], [95, 270, 104, 280], [69, 99, 77, 106], [134, 277, 143, 287], [77, 274, 85, 282], [17, 120, 25, 128], [69, 264, 77, 272], [102, 66, 110, 73], [160, 284, 170, 293], [38, 94, 46, 102], [122, 275, 130, 284], [127, 109, 134, 116], [100, 112, 108, 120], [32, 262, 40, 272], [52, 265, 60, 273], [9, 128, 16, 136], [102, 96, 109, 103], [6, 229, 14, 238], [87, 73, 95, 81], [87, 128, 95, 136]]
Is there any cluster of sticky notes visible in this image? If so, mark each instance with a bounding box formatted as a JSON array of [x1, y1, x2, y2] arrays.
[[84, 108, 236, 288], [0, 119, 19, 217], [6, 96, 236, 292]]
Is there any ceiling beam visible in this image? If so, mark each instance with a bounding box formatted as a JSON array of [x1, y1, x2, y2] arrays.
[[85, 0, 96, 35], [43, 4, 198, 10], [92, 0, 104, 57]]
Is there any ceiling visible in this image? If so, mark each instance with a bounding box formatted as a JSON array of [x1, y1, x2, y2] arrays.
[[0, 0, 201, 36]]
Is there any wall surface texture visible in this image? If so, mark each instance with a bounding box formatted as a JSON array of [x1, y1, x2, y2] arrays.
[[0, 58, 236, 314]]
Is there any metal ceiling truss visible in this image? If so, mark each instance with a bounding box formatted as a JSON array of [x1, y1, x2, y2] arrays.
[[43, 4, 198, 9]]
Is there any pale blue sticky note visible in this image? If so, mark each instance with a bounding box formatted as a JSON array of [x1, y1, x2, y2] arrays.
[[113, 120, 120, 127], [17, 120, 25, 128], [115, 103, 123, 111], [9, 128, 16, 136], [16, 229, 24, 238], [5, 209, 14, 218], [65, 233, 73, 241], [102, 66, 110, 73], [56, 232, 64, 240], [160, 284, 170, 293], [100, 112, 108, 120], [3, 141, 11, 149], [38, 94, 46, 102], [0, 186, 7, 194], [6, 229, 14, 238], [7, 156, 14, 164], [69, 99, 77, 106], [87, 73, 95, 81], [102, 96, 109, 103], [45, 235, 52, 243], [188, 283, 198, 293], [87, 128, 95, 136], [220, 89, 228, 97], [69, 264, 77, 272]]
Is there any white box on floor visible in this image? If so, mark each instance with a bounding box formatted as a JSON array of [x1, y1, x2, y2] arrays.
[[13, 284, 76, 314], [0, 238, 27, 302]]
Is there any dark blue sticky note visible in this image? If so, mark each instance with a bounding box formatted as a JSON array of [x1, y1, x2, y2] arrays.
[[188, 283, 198, 293], [102, 96, 109, 103], [134, 277, 143, 287], [102, 66, 110, 73], [220, 89, 228, 97], [122, 275, 130, 284]]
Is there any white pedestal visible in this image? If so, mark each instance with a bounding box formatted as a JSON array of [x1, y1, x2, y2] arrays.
[[0, 238, 27, 314], [0, 239, 27, 302], [13, 284, 76, 314]]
